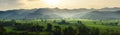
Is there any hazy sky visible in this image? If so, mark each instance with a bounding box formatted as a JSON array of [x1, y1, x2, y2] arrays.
[[0, 0, 120, 10]]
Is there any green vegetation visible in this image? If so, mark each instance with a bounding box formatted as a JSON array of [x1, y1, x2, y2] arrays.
[[0, 19, 120, 35]]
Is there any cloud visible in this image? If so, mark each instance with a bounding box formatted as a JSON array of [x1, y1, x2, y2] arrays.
[[0, 0, 120, 10], [0, 0, 45, 10], [19, 0, 45, 9], [0, 0, 24, 10], [27, 0, 40, 1], [0, 0, 38, 10]]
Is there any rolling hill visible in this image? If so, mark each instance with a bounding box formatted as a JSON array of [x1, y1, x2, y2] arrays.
[[0, 8, 120, 20]]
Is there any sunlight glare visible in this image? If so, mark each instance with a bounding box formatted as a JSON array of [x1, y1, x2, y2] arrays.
[[42, 0, 61, 5]]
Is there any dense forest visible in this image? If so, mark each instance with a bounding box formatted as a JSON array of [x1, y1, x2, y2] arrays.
[[0, 19, 120, 35]]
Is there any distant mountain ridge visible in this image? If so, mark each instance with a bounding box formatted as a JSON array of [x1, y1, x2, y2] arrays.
[[0, 8, 120, 20]]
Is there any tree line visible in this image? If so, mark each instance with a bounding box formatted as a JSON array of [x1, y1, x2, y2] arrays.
[[0, 20, 120, 35]]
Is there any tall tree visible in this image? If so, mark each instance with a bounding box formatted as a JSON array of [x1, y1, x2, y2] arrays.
[[0, 24, 5, 35], [54, 26, 62, 35], [46, 23, 53, 35], [63, 26, 76, 35]]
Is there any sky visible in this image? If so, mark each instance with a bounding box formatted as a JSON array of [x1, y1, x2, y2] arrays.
[[0, 0, 120, 10]]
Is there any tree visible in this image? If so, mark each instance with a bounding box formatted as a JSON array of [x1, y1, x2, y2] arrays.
[[93, 22, 97, 24], [59, 20, 67, 24], [90, 28, 100, 35], [78, 25, 90, 35], [0, 24, 6, 35], [54, 26, 62, 35], [46, 23, 53, 35], [46, 23, 53, 32], [53, 20, 57, 23], [114, 22, 118, 26], [63, 26, 76, 35], [77, 21, 82, 24]]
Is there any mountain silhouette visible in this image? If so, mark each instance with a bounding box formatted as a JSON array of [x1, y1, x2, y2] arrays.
[[0, 8, 120, 20]]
